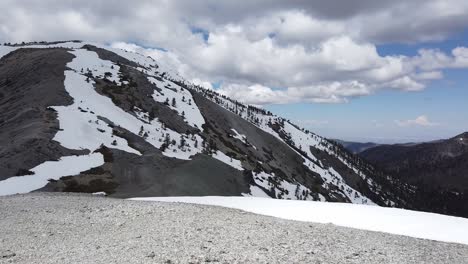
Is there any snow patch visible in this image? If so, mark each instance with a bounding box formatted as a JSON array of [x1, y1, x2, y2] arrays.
[[252, 172, 314, 200], [243, 185, 271, 198], [55, 49, 203, 160], [0, 153, 104, 196], [0, 45, 17, 60], [230, 128, 246, 142], [92, 191, 107, 196], [53, 101, 141, 155], [67, 49, 122, 85], [211, 151, 244, 171], [150, 77, 205, 130]]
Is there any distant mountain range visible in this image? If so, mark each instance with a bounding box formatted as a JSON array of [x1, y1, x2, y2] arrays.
[[360, 132, 468, 190], [332, 140, 380, 154], [336, 133, 468, 217]]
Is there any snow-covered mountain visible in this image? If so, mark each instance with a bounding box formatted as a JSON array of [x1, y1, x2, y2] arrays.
[[0, 41, 412, 209]]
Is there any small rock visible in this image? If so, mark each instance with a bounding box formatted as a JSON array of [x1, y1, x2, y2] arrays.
[[279, 243, 289, 249], [147, 252, 156, 258], [1, 250, 16, 259]]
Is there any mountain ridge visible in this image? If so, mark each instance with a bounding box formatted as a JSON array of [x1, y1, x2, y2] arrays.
[[0, 40, 462, 217]]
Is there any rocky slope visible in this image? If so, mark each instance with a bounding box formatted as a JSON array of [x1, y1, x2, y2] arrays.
[[0, 40, 433, 212], [1, 193, 467, 264]]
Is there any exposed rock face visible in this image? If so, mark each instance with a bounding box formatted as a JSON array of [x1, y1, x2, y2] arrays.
[[0, 48, 87, 179]]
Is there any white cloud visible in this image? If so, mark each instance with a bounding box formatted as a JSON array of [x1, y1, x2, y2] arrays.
[[395, 115, 439, 127], [412, 71, 444, 81], [1, 1, 468, 105]]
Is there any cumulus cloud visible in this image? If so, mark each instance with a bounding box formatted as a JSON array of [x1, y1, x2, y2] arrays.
[[395, 115, 439, 127], [1, 0, 468, 105]]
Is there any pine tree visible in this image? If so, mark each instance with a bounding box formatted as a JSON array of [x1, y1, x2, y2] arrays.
[[138, 126, 144, 136], [171, 98, 176, 107], [179, 136, 186, 149], [295, 184, 300, 199], [164, 133, 171, 146]]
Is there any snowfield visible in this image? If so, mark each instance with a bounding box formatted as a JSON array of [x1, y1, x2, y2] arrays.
[[129, 196, 468, 245], [0, 153, 104, 196]]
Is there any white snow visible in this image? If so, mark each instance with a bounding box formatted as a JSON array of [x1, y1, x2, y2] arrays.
[[0, 153, 104, 196], [129, 196, 468, 245], [53, 49, 203, 160], [150, 76, 205, 130], [252, 172, 314, 200], [28, 42, 85, 50], [92, 191, 107, 196], [53, 102, 141, 155], [211, 151, 244, 171], [303, 159, 375, 205], [243, 186, 271, 198], [105, 45, 184, 82], [230, 128, 246, 142], [0, 46, 17, 60], [67, 48, 122, 85]]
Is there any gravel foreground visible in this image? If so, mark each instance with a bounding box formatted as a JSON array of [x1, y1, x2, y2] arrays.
[[1, 193, 467, 264]]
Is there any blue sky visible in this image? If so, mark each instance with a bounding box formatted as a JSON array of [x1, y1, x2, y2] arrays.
[[264, 34, 468, 143], [264, 47, 468, 143]]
